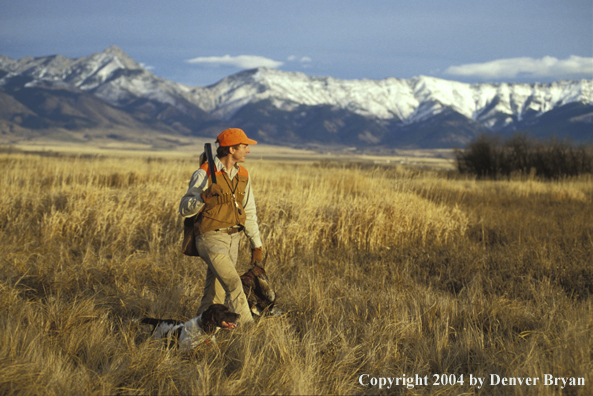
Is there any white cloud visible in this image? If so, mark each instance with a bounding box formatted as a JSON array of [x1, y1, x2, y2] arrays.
[[288, 55, 312, 63], [186, 54, 283, 69], [444, 55, 593, 80]]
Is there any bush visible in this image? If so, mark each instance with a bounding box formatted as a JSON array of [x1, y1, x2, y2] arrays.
[[456, 133, 593, 179]]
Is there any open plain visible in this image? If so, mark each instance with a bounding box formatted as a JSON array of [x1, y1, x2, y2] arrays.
[[0, 146, 591, 395]]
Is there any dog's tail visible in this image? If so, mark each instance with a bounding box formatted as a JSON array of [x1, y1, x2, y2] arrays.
[[140, 318, 162, 328], [140, 317, 182, 329]]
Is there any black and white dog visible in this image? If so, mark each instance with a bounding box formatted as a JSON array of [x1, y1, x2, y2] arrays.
[[141, 304, 240, 352]]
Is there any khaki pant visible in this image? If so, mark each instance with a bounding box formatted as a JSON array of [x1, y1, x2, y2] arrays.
[[195, 230, 253, 324]]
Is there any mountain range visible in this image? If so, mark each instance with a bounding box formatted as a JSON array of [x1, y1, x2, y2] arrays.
[[1, 46, 591, 149]]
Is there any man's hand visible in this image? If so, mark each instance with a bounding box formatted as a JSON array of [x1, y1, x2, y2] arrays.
[[251, 247, 263, 266], [201, 184, 223, 203]]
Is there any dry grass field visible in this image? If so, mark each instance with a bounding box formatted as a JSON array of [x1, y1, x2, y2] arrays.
[[0, 148, 591, 395]]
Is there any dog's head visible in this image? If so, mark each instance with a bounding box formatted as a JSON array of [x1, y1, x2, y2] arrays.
[[200, 304, 240, 334]]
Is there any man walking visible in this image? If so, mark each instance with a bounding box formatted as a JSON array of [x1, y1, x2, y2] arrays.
[[179, 128, 263, 324]]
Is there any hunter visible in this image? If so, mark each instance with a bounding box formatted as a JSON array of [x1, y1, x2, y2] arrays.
[[179, 128, 263, 324]]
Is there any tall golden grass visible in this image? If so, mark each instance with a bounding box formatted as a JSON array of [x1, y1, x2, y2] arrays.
[[0, 150, 591, 395]]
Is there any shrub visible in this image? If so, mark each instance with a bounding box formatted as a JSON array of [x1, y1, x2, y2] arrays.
[[456, 132, 593, 179]]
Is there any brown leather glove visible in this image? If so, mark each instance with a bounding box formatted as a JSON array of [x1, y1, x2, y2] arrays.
[[251, 247, 263, 266], [201, 184, 223, 203]]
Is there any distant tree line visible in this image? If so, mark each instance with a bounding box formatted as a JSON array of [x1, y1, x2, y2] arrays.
[[455, 133, 593, 179]]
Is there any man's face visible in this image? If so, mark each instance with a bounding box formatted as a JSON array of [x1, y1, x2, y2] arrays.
[[230, 144, 250, 163]]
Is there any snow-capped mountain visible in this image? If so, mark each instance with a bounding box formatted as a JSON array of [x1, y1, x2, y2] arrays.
[[1, 46, 591, 148], [194, 67, 591, 124]]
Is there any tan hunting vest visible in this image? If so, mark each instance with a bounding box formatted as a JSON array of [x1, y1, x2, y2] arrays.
[[195, 162, 248, 234]]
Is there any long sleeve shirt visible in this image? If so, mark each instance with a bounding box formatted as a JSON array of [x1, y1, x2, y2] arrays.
[[179, 156, 262, 248]]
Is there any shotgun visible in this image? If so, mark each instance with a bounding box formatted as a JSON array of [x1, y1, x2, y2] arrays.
[[181, 142, 217, 256], [204, 143, 217, 184]]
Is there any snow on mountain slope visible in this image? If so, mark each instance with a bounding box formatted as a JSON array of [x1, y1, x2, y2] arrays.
[[190, 68, 592, 127], [190, 68, 422, 120], [0, 46, 194, 111], [1, 47, 591, 131]]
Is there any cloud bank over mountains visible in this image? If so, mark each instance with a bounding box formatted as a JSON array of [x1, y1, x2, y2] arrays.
[[186, 54, 285, 69], [185, 53, 592, 83], [186, 54, 315, 71], [445, 55, 593, 80]]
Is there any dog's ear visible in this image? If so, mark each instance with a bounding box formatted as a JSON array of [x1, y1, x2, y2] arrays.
[[200, 309, 218, 334], [202, 319, 217, 334]]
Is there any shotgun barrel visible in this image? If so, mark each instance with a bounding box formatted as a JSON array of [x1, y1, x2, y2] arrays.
[[204, 143, 217, 184]]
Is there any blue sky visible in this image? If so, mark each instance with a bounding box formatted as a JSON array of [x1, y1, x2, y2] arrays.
[[1, 0, 592, 87]]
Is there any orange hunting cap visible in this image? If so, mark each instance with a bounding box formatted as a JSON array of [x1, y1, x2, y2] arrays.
[[217, 128, 258, 147]]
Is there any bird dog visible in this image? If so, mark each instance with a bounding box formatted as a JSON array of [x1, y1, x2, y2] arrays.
[[141, 303, 240, 352]]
